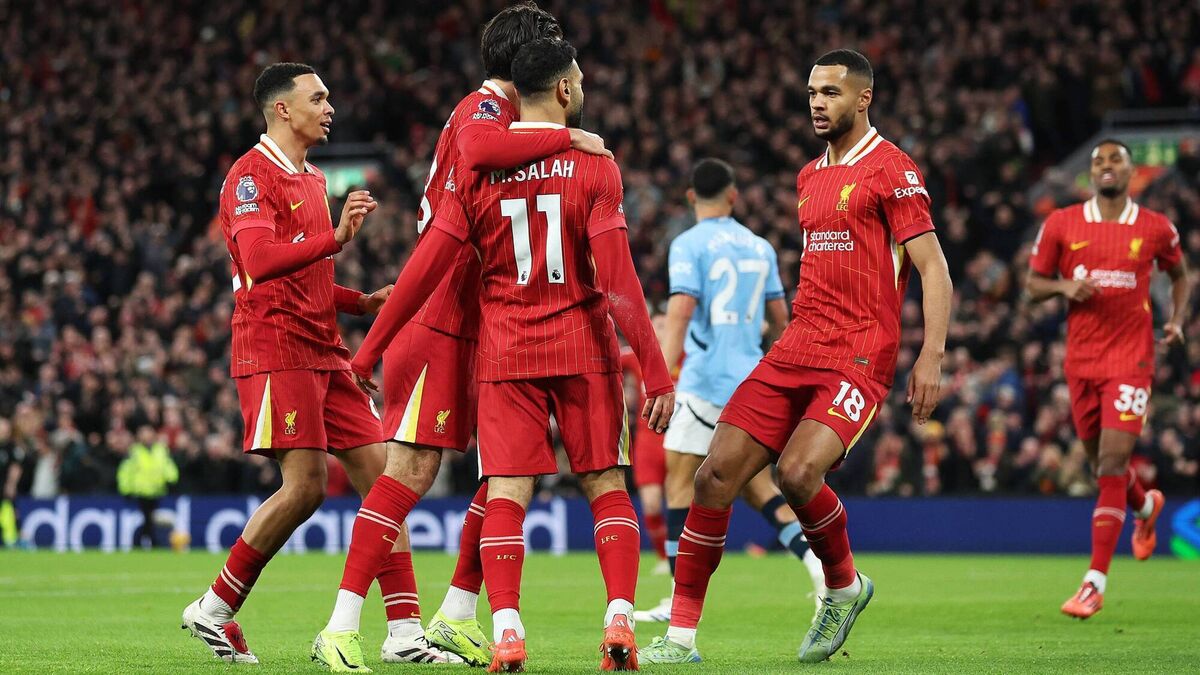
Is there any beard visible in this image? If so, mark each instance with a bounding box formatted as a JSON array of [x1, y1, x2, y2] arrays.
[[1097, 183, 1124, 198], [567, 103, 584, 129], [814, 110, 855, 141], [316, 135, 330, 146]]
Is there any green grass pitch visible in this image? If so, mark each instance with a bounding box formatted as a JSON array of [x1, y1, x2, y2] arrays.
[[1, 550, 1197, 673]]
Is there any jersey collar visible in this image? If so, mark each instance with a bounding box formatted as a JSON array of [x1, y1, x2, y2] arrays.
[[479, 80, 510, 100], [509, 121, 565, 131], [255, 133, 312, 175], [817, 126, 884, 169], [1083, 197, 1139, 224]]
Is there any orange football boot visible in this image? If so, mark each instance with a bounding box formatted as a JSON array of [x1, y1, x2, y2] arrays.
[[599, 614, 639, 671], [1132, 489, 1164, 561], [1061, 581, 1103, 619], [487, 629, 526, 673]]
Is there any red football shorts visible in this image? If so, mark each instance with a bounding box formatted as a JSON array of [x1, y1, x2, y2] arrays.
[[631, 421, 666, 488], [719, 360, 887, 461], [235, 369, 385, 456], [382, 322, 478, 451], [1067, 375, 1151, 441], [477, 372, 629, 477]]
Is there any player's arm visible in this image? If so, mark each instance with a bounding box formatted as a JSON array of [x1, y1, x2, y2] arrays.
[[1159, 222, 1191, 346], [1025, 216, 1095, 303], [660, 294, 695, 370], [349, 197, 470, 388], [234, 190, 376, 283], [3, 462, 20, 501], [456, 123, 611, 172], [905, 232, 951, 425], [587, 160, 673, 431], [333, 284, 393, 316], [765, 298, 790, 342]]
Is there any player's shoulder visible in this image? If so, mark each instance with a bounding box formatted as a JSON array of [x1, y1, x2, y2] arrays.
[[452, 83, 516, 125], [223, 147, 281, 203], [863, 138, 920, 172], [1133, 203, 1170, 227], [1046, 202, 1087, 227]]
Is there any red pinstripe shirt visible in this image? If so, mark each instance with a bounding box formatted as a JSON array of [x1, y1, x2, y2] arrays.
[[1029, 198, 1182, 379], [768, 129, 935, 386], [220, 136, 349, 377], [431, 122, 627, 381]]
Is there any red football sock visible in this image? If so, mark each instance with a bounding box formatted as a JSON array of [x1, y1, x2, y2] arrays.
[[643, 510, 667, 560], [670, 503, 731, 629], [211, 537, 270, 611], [1125, 466, 1147, 514], [449, 482, 488, 594], [340, 475, 420, 597], [378, 551, 420, 621], [1090, 474, 1128, 574], [793, 484, 856, 590], [480, 498, 525, 612], [591, 490, 641, 604]]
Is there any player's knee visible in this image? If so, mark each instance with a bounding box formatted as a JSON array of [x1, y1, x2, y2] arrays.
[[693, 461, 737, 507], [1096, 455, 1130, 477], [776, 458, 822, 504]]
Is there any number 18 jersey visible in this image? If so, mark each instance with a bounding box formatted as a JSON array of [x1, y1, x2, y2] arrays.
[[430, 121, 628, 381], [668, 217, 784, 405]]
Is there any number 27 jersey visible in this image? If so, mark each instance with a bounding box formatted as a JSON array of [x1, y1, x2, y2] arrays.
[[430, 122, 628, 381]]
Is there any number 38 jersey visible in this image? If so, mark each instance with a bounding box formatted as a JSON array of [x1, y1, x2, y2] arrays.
[[668, 217, 784, 406], [429, 121, 627, 381]]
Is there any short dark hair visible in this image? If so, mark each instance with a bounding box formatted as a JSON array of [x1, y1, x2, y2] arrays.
[[691, 158, 736, 199], [814, 49, 873, 86], [253, 63, 316, 110], [512, 38, 577, 97], [1093, 138, 1132, 158], [481, 1, 563, 81]]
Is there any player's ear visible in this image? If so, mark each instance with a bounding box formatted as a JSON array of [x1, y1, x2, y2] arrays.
[[558, 77, 571, 107], [686, 188, 697, 206], [274, 99, 289, 122], [858, 87, 872, 113], [726, 186, 738, 207]]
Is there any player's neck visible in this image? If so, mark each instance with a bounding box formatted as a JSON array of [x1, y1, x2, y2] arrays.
[[694, 205, 731, 221], [264, 128, 309, 173], [489, 79, 518, 103], [825, 117, 872, 165], [1094, 192, 1130, 221], [517, 102, 567, 128]]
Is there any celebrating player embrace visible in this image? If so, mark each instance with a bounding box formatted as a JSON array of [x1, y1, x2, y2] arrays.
[[1027, 139, 1190, 619]]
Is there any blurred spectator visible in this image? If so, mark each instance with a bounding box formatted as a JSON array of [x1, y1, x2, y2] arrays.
[[116, 425, 179, 548]]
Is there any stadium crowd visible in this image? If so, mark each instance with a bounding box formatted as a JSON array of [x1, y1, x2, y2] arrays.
[[1, 0, 1198, 502]]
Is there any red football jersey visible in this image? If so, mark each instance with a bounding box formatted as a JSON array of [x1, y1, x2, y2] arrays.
[[411, 81, 519, 339], [220, 134, 349, 377], [431, 122, 627, 381], [1029, 198, 1182, 379], [768, 128, 936, 386]]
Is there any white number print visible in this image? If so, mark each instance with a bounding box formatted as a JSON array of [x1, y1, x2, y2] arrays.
[[832, 380, 866, 422], [500, 194, 565, 285], [1114, 385, 1149, 417], [708, 257, 770, 325]]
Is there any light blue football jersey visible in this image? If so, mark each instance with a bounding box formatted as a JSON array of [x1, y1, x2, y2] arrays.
[[668, 216, 785, 406]]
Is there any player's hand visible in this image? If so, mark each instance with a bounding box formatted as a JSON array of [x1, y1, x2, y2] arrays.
[[642, 391, 675, 434], [335, 190, 378, 245], [1160, 322, 1185, 346], [907, 349, 942, 425], [568, 128, 614, 160], [1060, 278, 1097, 302], [353, 371, 379, 394], [359, 284, 394, 315]]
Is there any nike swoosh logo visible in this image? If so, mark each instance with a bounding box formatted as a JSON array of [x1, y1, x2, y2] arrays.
[[335, 645, 362, 670], [826, 406, 852, 423], [382, 534, 396, 545], [462, 632, 483, 649], [1119, 413, 1142, 422], [290, 200, 305, 211], [677, 552, 694, 556], [798, 196, 811, 208], [1069, 241, 1090, 251]]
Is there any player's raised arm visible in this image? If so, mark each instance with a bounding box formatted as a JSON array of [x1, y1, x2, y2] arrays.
[[234, 190, 376, 283], [903, 231, 951, 424], [350, 196, 469, 387], [457, 123, 611, 172]]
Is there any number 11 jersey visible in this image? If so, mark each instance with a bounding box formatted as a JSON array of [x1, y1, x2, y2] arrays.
[[429, 121, 628, 381]]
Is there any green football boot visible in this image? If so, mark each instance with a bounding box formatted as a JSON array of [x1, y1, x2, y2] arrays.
[[639, 636, 702, 664], [311, 629, 371, 672], [797, 572, 874, 663], [424, 610, 491, 667]]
